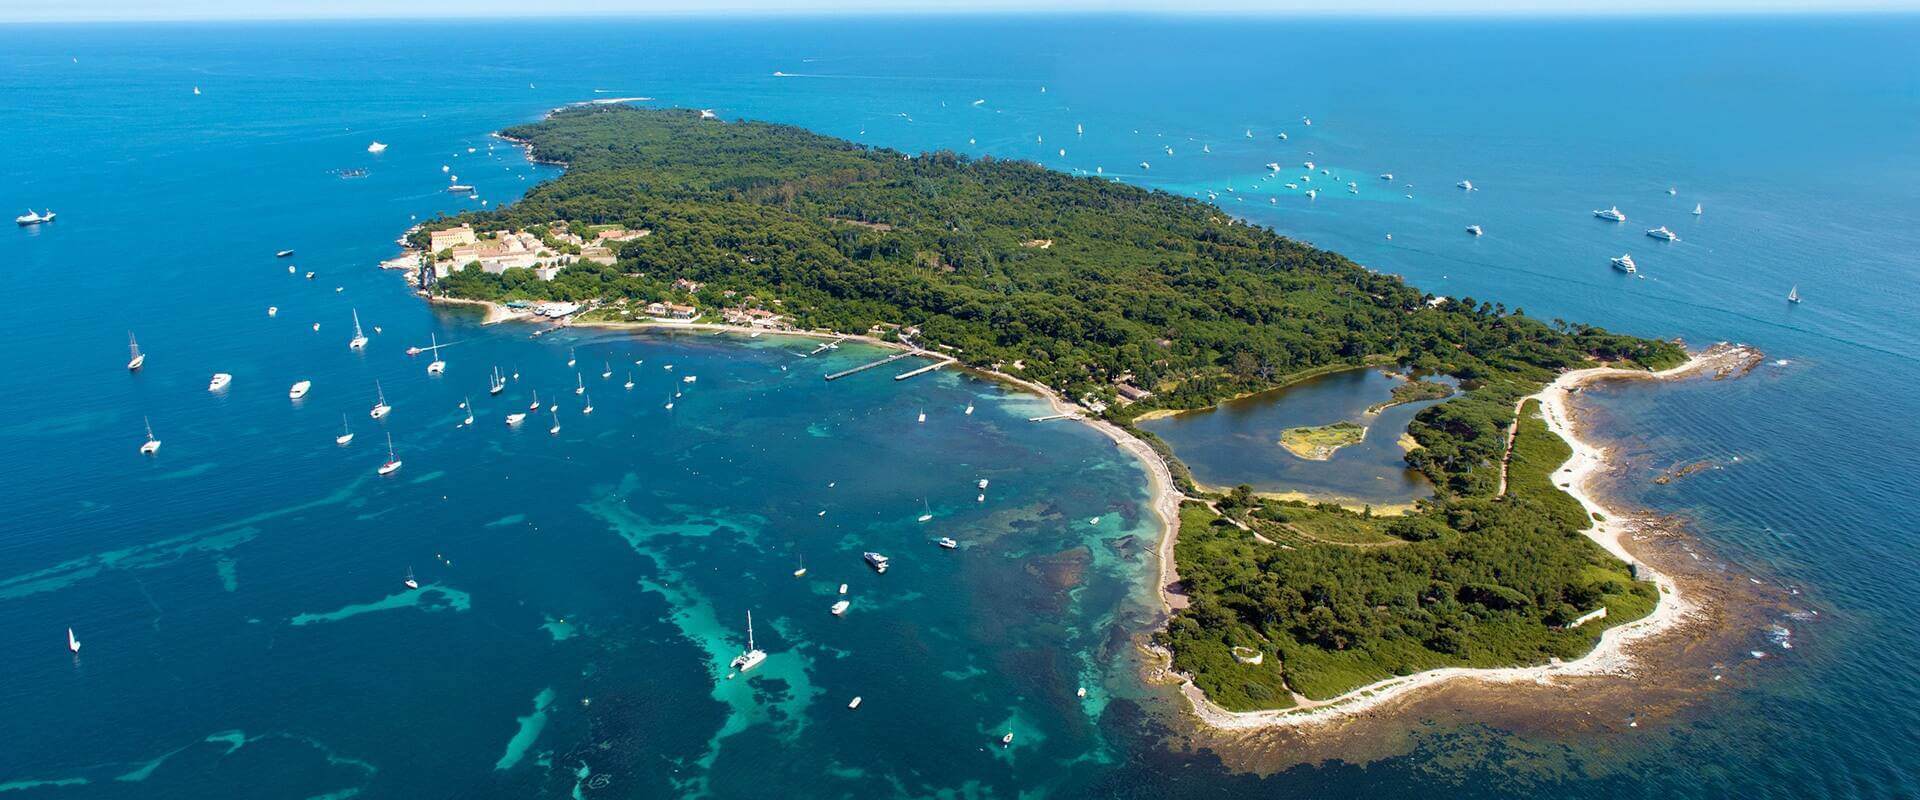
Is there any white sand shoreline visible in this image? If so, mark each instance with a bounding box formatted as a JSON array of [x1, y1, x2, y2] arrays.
[[1172, 344, 1757, 731]]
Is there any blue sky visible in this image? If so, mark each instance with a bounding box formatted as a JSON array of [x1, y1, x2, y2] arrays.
[[4, 0, 1916, 23]]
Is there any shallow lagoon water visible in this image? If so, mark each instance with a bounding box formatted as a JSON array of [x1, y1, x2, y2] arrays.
[[2, 15, 1917, 799], [1139, 368, 1449, 506]]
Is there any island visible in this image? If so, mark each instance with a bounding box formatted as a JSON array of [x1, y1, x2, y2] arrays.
[[411, 105, 1690, 721], [1277, 422, 1367, 460]]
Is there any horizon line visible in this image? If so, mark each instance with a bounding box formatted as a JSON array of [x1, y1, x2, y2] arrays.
[[7, 6, 1920, 25]]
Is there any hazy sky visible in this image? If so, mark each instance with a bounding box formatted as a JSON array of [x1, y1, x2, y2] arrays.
[[5, 0, 1916, 23]]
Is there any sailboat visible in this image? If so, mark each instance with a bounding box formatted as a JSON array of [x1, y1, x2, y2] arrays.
[[918, 499, 933, 523], [377, 433, 402, 475], [193, 85, 201, 96], [729, 611, 767, 673], [1693, 203, 1704, 216], [426, 334, 446, 374], [574, 373, 585, 395], [624, 371, 635, 390], [140, 416, 162, 455], [462, 396, 475, 426], [601, 361, 612, 379], [348, 309, 368, 349], [529, 390, 541, 411], [336, 414, 354, 445], [67, 627, 81, 654], [1787, 285, 1802, 304], [566, 348, 576, 367], [126, 332, 146, 371], [548, 407, 561, 435], [793, 554, 807, 578], [964, 403, 974, 415], [369, 380, 391, 419], [403, 567, 419, 590], [581, 392, 594, 415], [489, 366, 507, 395], [917, 409, 926, 424]]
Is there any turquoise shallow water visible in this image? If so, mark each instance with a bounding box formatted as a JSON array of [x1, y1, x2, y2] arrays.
[[2, 15, 1917, 799]]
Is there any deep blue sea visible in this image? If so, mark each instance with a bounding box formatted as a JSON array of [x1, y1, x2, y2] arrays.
[[2, 15, 1917, 799]]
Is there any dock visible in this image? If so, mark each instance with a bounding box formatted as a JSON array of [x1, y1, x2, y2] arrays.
[[804, 337, 850, 357], [894, 359, 955, 381], [824, 351, 919, 381], [1029, 413, 1082, 422]]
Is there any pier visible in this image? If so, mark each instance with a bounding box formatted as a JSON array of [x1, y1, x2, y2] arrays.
[[894, 359, 955, 381], [1028, 413, 1082, 422], [804, 337, 850, 357], [824, 351, 919, 381]]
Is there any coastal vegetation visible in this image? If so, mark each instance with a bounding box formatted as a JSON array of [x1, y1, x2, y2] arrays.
[[420, 105, 1685, 711], [1367, 378, 1454, 413], [1277, 422, 1367, 460]]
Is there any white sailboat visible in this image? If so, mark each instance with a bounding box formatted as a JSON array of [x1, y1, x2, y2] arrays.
[[566, 348, 576, 368], [369, 380, 391, 418], [1787, 285, 1802, 304], [67, 627, 81, 654], [917, 409, 926, 424], [581, 392, 594, 415], [462, 396, 475, 426], [665, 391, 674, 411], [126, 332, 145, 371], [964, 403, 974, 415], [336, 414, 354, 445], [529, 389, 541, 411], [601, 361, 612, 379], [729, 611, 767, 673], [918, 499, 933, 523], [574, 373, 585, 395], [1693, 203, 1704, 216], [377, 434, 402, 475], [548, 407, 561, 435], [793, 555, 807, 578], [624, 371, 635, 390], [490, 366, 507, 395], [426, 333, 446, 374], [403, 566, 419, 590], [140, 416, 162, 455], [348, 309, 368, 349]]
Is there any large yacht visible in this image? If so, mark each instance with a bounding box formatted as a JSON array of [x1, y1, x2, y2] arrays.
[[1593, 206, 1627, 222], [863, 552, 891, 574], [1646, 226, 1679, 241], [1611, 254, 1637, 273], [16, 209, 55, 226]]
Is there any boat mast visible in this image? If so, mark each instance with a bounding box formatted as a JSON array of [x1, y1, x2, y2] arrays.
[[746, 610, 755, 651]]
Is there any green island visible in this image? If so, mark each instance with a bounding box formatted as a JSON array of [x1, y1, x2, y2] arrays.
[[419, 105, 1685, 713], [1277, 422, 1368, 460]]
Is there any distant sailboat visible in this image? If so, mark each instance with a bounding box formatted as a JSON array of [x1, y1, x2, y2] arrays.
[[1787, 285, 1802, 304], [529, 390, 541, 411], [574, 373, 585, 395], [664, 391, 674, 411], [462, 396, 475, 426], [369, 380, 391, 419], [126, 332, 145, 371], [426, 333, 446, 374], [917, 409, 926, 424], [729, 611, 767, 673], [140, 416, 161, 455], [918, 499, 933, 523], [67, 627, 81, 654], [548, 407, 561, 435], [490, 366, 507, 395], [581, 392, 594, 415], [602, 360, 612, 379], [566, 348, 576, 367], [377, 433, 402, 476], [793, 555, 807, 578], [349, 309, 368, 349], [336, 414, 354, 445], [624, 371, 635, 390], [367, 141, 388, 154], [1693, 203, 1704, 216], [403, 566, 419, 590], [964, 403, 974, 415]]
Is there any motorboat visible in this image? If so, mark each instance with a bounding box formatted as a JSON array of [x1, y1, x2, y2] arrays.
[[289, 379, 312, 400], [863, 552, 890, 574], [937, 537, 958, 549], [1593, 206, 1627, 222], [1466, 225, 1483, 236], [208, 372, 232, 391], [830, 599, 850, 616], [1646, 226, 1679, 241], [1611, 254, 1637, 273], [506, 412, 527, 426], [16, 209, 55, 226]]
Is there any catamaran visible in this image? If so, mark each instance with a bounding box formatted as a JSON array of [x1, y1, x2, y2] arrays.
[[729, 611, 767, 673], [126, 332, 145, 371], [336, 414, 354, 445], [490, 366, 507, 395], [964, 403, 974, 415], [425, 334, 446, 374], [367, 141, 388, 154], [208, 372, 232, 391], [348, 309, 369, 349], [377, 433, 402, 475], [369, 381, 391, 419], [140, 417, 162, 455]]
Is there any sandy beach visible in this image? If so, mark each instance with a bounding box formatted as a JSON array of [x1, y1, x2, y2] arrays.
[[1168, 343, 1761, 731]]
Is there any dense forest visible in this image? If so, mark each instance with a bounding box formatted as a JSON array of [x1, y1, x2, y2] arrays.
[[424, 106, 1684, 708]]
